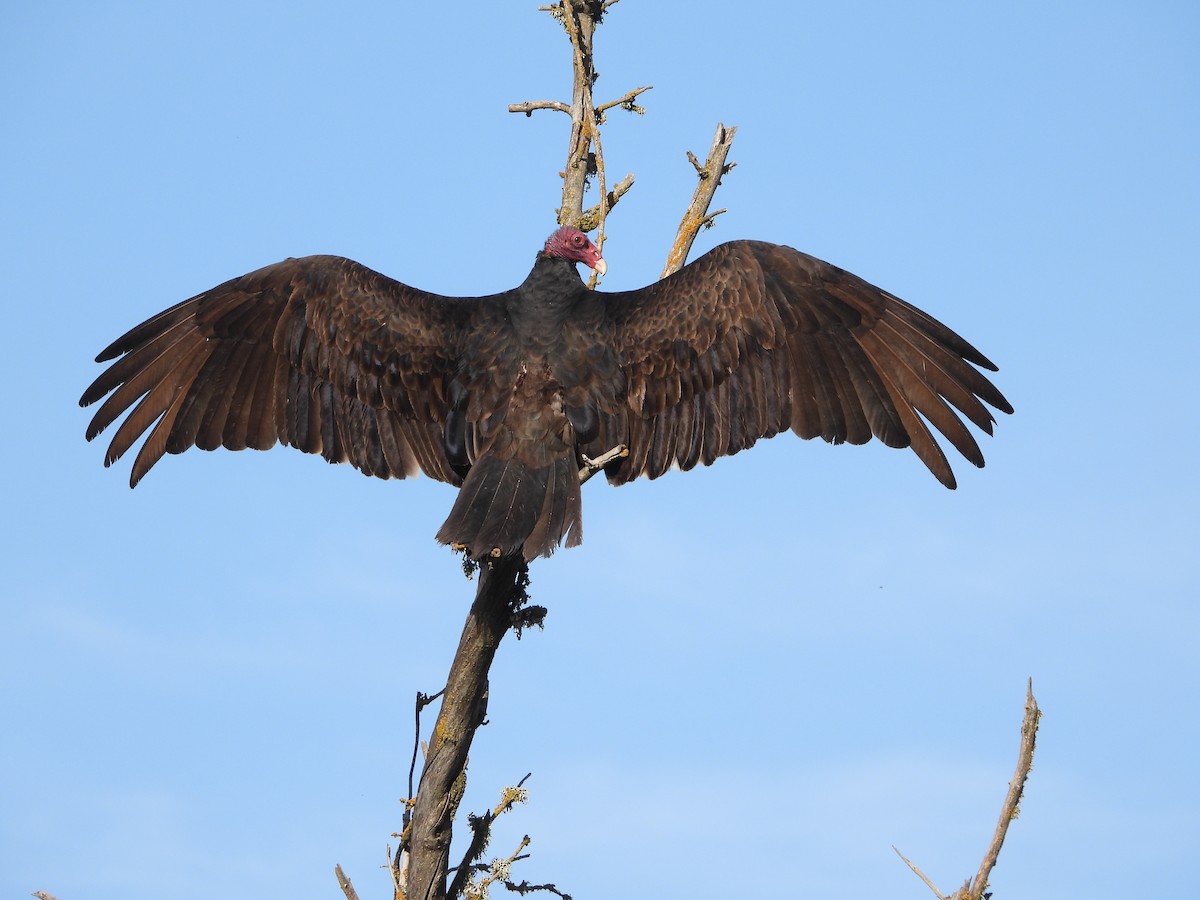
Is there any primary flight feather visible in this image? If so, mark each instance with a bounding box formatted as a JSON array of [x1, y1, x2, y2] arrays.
[[81, 226, 1012, 561]]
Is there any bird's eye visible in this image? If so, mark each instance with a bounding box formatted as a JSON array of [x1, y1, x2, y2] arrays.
[[573, 234, 584, 245]]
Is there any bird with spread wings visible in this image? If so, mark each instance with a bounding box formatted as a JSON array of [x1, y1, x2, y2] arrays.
[[81, 226, 1012, 561]]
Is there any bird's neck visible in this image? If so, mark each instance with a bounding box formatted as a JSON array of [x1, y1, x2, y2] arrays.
[[508, 253, 590, 340]]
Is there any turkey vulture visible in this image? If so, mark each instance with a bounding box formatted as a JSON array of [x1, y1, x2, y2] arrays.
[[81, 227, 1011, 561]]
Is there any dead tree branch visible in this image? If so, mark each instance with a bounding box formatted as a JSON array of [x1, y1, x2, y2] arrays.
[[558, 2, 600, 230], [446, 777, 533, 898], [662, 123, 737, 277], [559, 0, 606, 252], [595, 85, 652, 119], [334, 864, 362, 900], [407, 689, 445, 825], [511, 1, 644, 249], [336, 565, 536, 900], [579, 443, 627, 484], [503, 881, 573, 899], [399, 555, 531, 900], [509, 86, 649, 121], [895, 681, 1041, 900], [972, 679, 1041, 894], [508, 100, 571, 117]]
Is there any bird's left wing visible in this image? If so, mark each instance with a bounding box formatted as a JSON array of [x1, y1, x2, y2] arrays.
[[81, 255, 497, 487], [590, 241, 1012, 488]]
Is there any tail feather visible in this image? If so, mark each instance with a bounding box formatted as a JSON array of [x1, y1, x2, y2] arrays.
[[436, 452, 581, 561]]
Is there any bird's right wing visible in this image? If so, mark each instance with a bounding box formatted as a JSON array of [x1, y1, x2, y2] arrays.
[[80, 255, 503, 487], [592, 241, 1012, 488]]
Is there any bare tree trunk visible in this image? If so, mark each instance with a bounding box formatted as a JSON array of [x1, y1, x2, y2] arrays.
[[403, 555, 529, 900], [372, 5, 730, 896]]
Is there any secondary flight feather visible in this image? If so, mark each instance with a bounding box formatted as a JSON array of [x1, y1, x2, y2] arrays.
[[81, 226, 1012, 561]]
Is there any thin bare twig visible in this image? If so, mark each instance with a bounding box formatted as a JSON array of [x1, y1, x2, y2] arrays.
[[504, 880, 573, 898], [388, 841, 407, 900], [507, 99, 572, 116], [579, 444, 627, 484], [895, 681, 1041, 900], [662, 123, 737, 277], [601, 172, 635, 211], [407, 690, 445, 828], [893, 846, 952, 899], [595, 84, 652, 119]]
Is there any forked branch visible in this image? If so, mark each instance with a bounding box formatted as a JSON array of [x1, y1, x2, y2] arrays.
[[446, 777, 533, 898]]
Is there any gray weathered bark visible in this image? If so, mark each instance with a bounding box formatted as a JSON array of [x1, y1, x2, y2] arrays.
[[404, 555, 529, 900]]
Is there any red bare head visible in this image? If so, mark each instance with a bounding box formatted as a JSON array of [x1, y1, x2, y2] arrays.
[[544, 226, 607, 276]]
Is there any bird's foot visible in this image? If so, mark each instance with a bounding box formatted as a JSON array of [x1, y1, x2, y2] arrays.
[[449, 541, 503, 559]]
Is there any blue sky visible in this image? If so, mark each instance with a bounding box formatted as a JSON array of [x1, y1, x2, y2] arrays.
[[3, 2, 1197, 898]]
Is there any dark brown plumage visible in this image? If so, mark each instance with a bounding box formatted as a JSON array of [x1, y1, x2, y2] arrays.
[[81, 226, 1012, 561]]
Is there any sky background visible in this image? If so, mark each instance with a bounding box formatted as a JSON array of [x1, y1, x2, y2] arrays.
[[3, 2, 1198, 898]]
